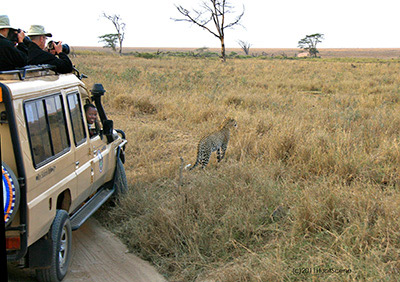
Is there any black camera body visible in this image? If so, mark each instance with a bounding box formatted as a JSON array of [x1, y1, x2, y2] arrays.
[[7, 29, 22, 43], [47, 40, 70, 55]]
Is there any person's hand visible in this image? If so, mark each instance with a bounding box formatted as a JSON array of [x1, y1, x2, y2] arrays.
[[54, 41, 63, 54], [17, 30, 25, 44]]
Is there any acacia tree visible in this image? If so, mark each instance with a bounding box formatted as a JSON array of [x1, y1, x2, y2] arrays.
[[98, 34, 118, 51], [173, 0, 245, 62], [298, 33, 324, 58], [101, 13, 126, 54]]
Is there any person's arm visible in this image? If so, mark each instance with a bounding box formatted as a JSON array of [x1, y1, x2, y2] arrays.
[[31, 50, 73, 74], [52, 41, 73, 73], [4, 44, 27, 68], [53, 52, 73, 73]]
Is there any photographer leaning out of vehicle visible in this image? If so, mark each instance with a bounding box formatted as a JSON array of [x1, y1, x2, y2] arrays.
[[26, 25, 73, 74], [0, 15, 28, 71]]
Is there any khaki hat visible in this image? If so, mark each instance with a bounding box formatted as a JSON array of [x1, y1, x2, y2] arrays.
[[26, 25, 52, 37], [0, 15, 15, 29]]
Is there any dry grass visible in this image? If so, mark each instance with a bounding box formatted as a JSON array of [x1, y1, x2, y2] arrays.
[[80, 52, 400, 281]]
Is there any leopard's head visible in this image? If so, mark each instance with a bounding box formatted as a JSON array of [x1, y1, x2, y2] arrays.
[[222, 118, 237, 129]]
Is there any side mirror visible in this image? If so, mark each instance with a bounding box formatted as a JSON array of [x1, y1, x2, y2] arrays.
[[103, 119, 113, 136], [102, 119, 115, 143]]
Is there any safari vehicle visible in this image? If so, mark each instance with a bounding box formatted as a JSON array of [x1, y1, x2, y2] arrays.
[[1, 65, 127, 281]]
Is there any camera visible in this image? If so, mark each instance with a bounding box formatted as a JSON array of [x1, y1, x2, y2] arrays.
[[46, 40, 70, 55], [7, 28, 22, 43]]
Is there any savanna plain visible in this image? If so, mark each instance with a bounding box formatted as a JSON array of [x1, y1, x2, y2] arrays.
[[73, 48, 400, 281]]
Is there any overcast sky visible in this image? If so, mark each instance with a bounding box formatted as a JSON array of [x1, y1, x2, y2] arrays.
[[4, 0, 400, 48]]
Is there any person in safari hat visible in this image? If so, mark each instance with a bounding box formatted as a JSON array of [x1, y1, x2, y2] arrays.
[[26, 24, 73, 73], [26, 24, 53, 37], [0, 15, 28, 71]]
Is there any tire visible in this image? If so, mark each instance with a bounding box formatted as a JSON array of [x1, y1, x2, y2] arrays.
[[113, 155, 128, 196], [36, 210, 72, 282], [2, 162, 20, 227]]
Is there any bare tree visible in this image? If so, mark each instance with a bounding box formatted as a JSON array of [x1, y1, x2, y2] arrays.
[[173, 0, 244, 62], [101, 13, 126, 55], [238, 40, 251, 55]]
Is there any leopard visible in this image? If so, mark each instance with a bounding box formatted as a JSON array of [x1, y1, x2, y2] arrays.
[[186, 118, 237, 170]]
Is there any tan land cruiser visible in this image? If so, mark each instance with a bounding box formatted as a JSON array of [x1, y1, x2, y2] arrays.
[[1, 65, 127, 282]]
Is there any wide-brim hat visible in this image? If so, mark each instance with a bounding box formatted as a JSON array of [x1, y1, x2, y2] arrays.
[[0, 15, 15, 29], [26, 25, 52, 37]]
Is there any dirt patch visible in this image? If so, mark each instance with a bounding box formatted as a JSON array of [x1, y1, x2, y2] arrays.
[[8, 218, 166, 282]]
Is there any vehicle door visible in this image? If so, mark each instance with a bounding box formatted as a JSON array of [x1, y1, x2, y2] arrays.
[[66, 91, 93, 204], [87, 132, 109, 190], [23, 93, 76, 238]]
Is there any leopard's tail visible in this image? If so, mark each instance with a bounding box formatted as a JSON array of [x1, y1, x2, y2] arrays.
[[185, 159, 198, 171], [186, 143, 201, 171], [185, 150, 200, 170]]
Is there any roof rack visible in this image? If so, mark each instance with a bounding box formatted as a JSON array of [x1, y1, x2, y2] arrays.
[[0, 65, 56, 81]]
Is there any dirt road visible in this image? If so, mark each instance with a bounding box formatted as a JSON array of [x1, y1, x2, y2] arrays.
[[8, 218, 167, 282]]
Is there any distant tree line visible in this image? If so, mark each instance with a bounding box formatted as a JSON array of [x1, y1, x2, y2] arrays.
[[98, 2, 325, 60]]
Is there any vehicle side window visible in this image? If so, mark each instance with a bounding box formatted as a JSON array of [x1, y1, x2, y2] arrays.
[[25, 94, 70, 167], [67, 93, 86, 146], [46, 96, 69, 154]]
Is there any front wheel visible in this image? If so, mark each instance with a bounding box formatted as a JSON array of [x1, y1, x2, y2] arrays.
[[113, 155, 128, 196], [36, 210, 72, 282]]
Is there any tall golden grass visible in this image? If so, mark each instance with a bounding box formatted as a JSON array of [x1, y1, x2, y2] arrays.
[[76, 52, 400, 281]]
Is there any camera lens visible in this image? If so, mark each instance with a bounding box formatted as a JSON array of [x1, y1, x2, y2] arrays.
[[46, 41, 70, 54], [62, 44, 70, 55]]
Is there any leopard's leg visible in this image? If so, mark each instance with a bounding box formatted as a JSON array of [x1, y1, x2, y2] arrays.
[[217, 147, 222, 162], [220, 143, 227, 161], [200, 149, 212, 169]]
